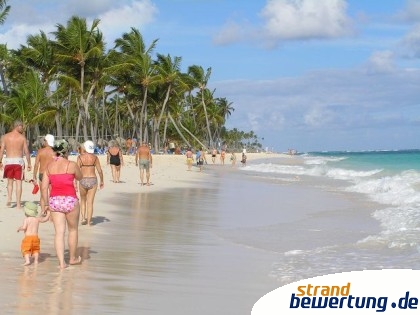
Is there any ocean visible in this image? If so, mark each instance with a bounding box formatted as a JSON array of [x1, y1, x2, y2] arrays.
[[237, 150, 420, 285]]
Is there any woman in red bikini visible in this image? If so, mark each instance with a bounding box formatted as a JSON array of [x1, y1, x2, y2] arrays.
[[41, 139, 83, 269]]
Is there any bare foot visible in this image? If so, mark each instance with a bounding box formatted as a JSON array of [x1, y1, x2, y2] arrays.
[[6, 201, 11, 207], [69, 256, 82, 265], [23, 261, 31, 266], [58, 264, 68, 269]]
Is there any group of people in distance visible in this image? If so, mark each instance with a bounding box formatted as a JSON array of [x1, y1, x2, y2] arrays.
[[1, 120, 153, 268], [185, 147, 247, 171]]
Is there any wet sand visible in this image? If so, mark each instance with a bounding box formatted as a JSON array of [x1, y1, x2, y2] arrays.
[[0, 153, 382, 314]]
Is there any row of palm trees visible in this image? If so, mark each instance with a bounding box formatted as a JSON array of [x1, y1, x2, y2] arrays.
[[0, 8, 260, 152]]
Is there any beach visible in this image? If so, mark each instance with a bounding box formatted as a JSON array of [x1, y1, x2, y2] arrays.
[[0, 151, 405, 314]]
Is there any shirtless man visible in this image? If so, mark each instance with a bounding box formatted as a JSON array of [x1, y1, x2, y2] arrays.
[[0, 120, 32, 208], [32, 134, 55, 210], [135, 141, 153, 186]]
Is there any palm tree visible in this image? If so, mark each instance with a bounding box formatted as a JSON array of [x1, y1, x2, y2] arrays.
[[0, 0, 10, 26], [152, 53, 191, 151], [112, 27, 159, 141], [1, 70, 54, 141], [187, 65, 213, 147], [52, 16, 105, 141], [18, 31, 62, 137]]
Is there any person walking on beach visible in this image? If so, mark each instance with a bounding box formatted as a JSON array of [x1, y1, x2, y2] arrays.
[[241, 152, 247, 166], [125, 138, 132, 155], [107, 140, 124, 183], [135, 141, 153, 185], [211, 148, 217, 164], [185, 148, 194, 171], [32, 134, 55, 210], [220, 149, 226, 165], [230, 151, 237, 167], [0, 120, 32, 209], [41, 139, 83, 269], [197, 147, 207, 172], [77, 140, 104, 226], [17, 201, 51, 266]]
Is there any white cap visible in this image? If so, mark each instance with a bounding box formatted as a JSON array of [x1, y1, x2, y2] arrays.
[[83, 140, 95, 154], [44, 134, 54, 147]]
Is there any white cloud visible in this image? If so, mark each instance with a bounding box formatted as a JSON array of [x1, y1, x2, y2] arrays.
[[304, 106, 335, 128], [213, 0, 353, 47], [260, 0, 353, 42], [213, 20, 244, 45], [395, 0, 420, 22], [217, 66, 420, 150], [0, 0, 157, 49], [366, 50, 396, 73], [98, 0, 158, 47], [399, 24, 420, 58]]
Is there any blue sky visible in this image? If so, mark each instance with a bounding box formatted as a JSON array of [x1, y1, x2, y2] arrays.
[[1, 0, 420, 152]]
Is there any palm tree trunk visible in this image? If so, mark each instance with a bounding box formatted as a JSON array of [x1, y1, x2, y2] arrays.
[[201, 92, 213, 147], [167, 112, 191, 148]]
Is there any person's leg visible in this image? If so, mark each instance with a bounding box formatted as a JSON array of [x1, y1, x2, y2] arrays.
[[139, 166, 144, 185], [86, 186, 97, 225], [33, 252, 39, 264], [111, 165, 118, 183], [23, 253, 31, 266], [79, 186, 87, 224], [146, 166, 150, 185], [6, 178, 13, 206], [66, 202, 81, 264], [116, 165, 121, 182], [51, 211, 67, 268], [15, 179, 23, 209]]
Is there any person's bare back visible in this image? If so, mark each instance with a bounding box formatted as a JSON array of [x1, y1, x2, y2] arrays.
[[18, 215, 48, 236], [1, 130, 29, 159], [0, 121, 31, 208], [33, 146, 55, 179]]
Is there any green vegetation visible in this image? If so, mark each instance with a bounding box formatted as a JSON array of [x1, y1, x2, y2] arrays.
[[0, 8, 262, 152]]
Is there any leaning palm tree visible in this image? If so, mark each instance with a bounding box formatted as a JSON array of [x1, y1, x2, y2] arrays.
[[152, 53, 191, 151], [187, 65, 213, 147]]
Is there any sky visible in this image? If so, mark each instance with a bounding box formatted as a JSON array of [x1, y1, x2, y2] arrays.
[[1, 0, 420, 152]]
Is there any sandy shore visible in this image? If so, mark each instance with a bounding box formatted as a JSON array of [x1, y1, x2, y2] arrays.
[[0, 152, 289, 314]]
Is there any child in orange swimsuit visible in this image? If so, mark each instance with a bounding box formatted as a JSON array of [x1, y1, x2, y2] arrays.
[[17, 201, 50, 266]]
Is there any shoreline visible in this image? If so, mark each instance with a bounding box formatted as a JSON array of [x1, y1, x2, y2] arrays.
[[0, 151, 382, 314]]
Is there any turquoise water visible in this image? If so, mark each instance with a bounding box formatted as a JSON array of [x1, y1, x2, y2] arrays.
[[310, 149, 420, 174], [240, 150, 420, 284]]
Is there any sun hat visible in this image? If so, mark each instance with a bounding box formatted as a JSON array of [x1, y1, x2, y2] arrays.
[[24, 201, 38, 217], [83, 140, 95, 154], [44, 134, 55, 147]]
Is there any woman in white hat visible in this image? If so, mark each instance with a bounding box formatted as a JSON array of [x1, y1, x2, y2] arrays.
[[77, 140, 104, 226]]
